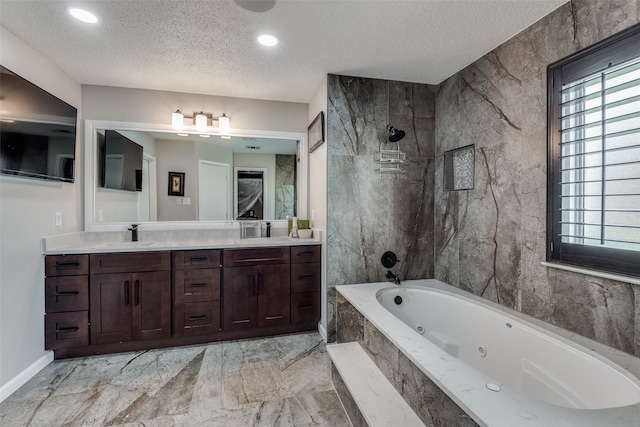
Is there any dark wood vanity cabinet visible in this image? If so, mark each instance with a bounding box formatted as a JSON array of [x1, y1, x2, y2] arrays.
[[45, 244, 320, 359], [223, 247, 291, 331], [290, 245, 321, 324], [89, 252, 171, 345], [44, 255, 90, 350], [173, 249, 221, 336]]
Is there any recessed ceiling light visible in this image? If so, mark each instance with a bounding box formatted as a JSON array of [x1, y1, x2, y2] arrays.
[[258, 34, 278, 47], [68, 8, 98, 24], [234, 0, 276, 13]]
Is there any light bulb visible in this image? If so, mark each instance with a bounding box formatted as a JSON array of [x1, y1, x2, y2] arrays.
[[171, 110, 184, 130], [69, 8, 98, 23], [218, 113, 230, 135], [195, 113, 208, 131]]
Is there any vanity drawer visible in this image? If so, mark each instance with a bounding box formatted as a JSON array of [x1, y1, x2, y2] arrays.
[[174, 269, 221, 303], [173, 250, 221, 270], [90, 252, 170, 274], [45, 255, 89, 277], [290, 245, 320, 264], [223, 247, 290, 267], [291, 263, 321, 293], [45, 311, 89, 350], [291, 292, 320, 324], [173, 302, 220, 336], [45, 276, 89, 313]]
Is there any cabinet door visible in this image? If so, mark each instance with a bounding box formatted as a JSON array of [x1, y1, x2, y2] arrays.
[[90, 273, 132, 345], [257, 264, 290, 327], [131, 271, 171, 341], [223, 267, 258, 331]]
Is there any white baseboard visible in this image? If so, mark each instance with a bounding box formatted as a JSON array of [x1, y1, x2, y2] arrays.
[[318, 321, 328, 342], [0, 351, 53, 403]]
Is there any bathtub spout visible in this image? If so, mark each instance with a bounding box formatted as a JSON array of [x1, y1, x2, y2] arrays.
[[385, 270, 401, 285]]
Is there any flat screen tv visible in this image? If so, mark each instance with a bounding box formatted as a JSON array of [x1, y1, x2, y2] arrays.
[[100, 130, 143, 192], [0, 66, 77, 182]]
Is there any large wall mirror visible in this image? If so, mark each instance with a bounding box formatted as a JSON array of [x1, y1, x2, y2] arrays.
[[84, 120, 307, 231]]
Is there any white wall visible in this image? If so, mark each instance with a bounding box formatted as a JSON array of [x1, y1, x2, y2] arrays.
[[307, 76, 328, 337], [81, 85, 308, 133], [0, 26, 82, 394], [156, 139, 197, 221]]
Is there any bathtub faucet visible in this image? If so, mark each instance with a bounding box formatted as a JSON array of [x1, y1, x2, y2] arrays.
[[385, 270, 401, 285]]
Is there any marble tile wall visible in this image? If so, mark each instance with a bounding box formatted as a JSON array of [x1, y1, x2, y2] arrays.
[[275, 154, 296, 220], [326, 74, 437, 339], [336, 294, 478, 426], [434, 0, 640, 356]]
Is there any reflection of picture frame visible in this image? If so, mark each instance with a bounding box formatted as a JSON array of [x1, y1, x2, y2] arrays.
[[308, 111, 324, 153], [168, 171, 185, 196]]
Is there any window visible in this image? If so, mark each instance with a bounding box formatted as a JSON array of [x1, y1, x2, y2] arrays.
[[547, 24, 640, 278]]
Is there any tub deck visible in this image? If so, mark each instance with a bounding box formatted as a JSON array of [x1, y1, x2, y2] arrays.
[[336, 279, 640, 427]]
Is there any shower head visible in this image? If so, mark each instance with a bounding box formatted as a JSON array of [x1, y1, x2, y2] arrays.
[[387, 125, 405, 143]]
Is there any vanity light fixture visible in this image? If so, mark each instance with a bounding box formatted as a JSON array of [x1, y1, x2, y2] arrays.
[[170, 110, 231, 135], [68, 8, 98, 23]]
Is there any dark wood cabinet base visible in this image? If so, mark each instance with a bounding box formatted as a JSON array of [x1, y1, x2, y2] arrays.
[[46, 245, 321, 360], [51, 321, 318, 359]]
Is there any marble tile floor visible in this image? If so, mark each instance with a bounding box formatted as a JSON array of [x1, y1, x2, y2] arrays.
[[0, 332, 352, 427]]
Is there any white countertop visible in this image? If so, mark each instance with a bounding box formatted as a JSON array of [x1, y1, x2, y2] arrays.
[[42, 231, 321, 254]]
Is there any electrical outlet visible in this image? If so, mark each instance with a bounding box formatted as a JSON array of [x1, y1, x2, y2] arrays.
[[176, 198, 182, 205], [182, 197, 191, 205], [55, 212, 62, 227], [98, 210, 104, 222]]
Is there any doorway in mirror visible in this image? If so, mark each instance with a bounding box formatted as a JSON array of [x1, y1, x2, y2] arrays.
[[198, 160, 230, 220]]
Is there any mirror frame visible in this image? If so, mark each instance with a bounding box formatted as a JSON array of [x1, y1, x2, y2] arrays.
[[84, 119, 308, 231]]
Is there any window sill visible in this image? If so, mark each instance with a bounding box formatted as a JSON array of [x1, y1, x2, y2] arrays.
[[541, 262, 640, 286]]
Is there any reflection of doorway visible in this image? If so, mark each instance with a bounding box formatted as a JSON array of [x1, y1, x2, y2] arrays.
[[139, 154, 157, 221], [234, 167, 266, 220], [198, 160, 230, 220]]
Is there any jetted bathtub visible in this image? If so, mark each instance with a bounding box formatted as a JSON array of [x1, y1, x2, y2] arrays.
[[336, 279, 640, 426]]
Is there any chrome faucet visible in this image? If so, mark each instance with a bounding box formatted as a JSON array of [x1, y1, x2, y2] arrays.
[[128, 224, 138, 242], [385, 270, 401, 285]]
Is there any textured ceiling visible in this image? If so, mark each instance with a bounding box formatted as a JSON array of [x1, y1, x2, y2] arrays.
[[0, 0, 566, 103]]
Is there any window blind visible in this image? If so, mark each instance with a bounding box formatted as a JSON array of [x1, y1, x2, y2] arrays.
[[558, 57, 640, 252]]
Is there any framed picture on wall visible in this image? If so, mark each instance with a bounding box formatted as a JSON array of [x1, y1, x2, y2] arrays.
[[308, 111, 324, 153], [168, 171, 185, 196]]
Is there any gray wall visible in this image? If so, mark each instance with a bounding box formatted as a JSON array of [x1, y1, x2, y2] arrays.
[[435, 0, 640, 356], [0, 26, 82, 391], [326, 75, 437, 338]]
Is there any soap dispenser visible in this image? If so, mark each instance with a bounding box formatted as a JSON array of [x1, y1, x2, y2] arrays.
[[290, 217, 299, 238]]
